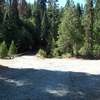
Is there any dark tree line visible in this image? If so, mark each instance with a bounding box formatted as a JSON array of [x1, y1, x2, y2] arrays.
[[0, 0, 100, 58]]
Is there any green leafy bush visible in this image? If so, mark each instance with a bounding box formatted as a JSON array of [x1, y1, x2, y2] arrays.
[[0, 41, 8, 58], [8, 41, 16, 57], [37, 49, 47, 58]]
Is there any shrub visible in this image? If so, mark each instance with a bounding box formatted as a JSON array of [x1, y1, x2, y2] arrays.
[[37, 49, 47, 58], [79, 46, 87, 56], [93, 44, 100, 58], [62, 53, 72, 58], [52, 48, 60, 57], [79, 45, 94, 58], [0, 41, 8, 58], [8, 41, 16, 57]]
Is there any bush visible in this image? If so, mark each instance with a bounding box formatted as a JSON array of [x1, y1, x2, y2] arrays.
[[93, 44, 100, 58], [8, 41, 16, 57], [79, 46, 87, 56], [62, 53, 72, 58], [37, 49, 47, 58], [52, 48, 61, 57], [79, 44, 92, 57], [0, 41, 8, 58]]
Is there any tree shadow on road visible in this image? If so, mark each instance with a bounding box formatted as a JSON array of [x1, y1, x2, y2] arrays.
[[0, 65, 100, 100]]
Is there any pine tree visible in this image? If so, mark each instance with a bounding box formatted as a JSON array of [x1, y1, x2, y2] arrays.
[[0, 0, 4, 22], [7, 0, 12, 6], [65, 0, 74, 8], [41, 12, 49, 47], [8, 40, 16, 57], [57, 0, 82, 56], [46, 0, 60, 54], [0, 0, 4, 37], [76, 3, 82, 17], [0, 41, 8, 58], [33, 1, 42, 47], [4, 0, 19, 24], [38, 0, 47, 17], [3, 0, 20, 44], [18, 0, 31, 18], [33, 0, 47, 48], [83, 0, 94, 57], [10, 0, 19, 19], [94, 0, 100, 44], [47, 0, 59, 40]]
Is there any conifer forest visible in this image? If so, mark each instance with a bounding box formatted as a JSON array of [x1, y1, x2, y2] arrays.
[[0, 0, 100, 59]]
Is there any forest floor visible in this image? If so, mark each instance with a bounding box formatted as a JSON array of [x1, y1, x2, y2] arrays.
[[0, 55, 100, 74]]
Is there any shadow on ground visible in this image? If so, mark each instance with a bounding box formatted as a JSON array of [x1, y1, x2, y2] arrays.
[[0, 65, 100, 100]]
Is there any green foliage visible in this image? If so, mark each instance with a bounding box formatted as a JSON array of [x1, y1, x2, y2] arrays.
[[0, 0, 100, 59], [52, 48, 61, 57], [0, 41, 8, 58], [8, 41, 16, 57], [57, 2, 82, 56], [79, 46, 87, 56], [47, 0, 60, 40], [18, 0, 31, 19], [0, 0, 4, 22], [2, 0, 21, 46], [93, 44, 100, 58], [94, 0, 100, 45], [40, 12, 49, 47], [79, 42, 93, 57], [83, 0, 94, 57], [37, 49, 47, 58], [62, 53, 72, 58]]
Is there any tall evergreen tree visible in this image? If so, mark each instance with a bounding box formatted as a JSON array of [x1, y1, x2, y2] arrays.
[[84, 0, 94, 57], [46, 0, 60, 54], [18, 0, 31, 18], [76, 3, 82, 17], [0, 0, 4, 22], [33, 1, 42, 47], [57, 0, 82, 56], [41, 12, 49, 48], [94, 0, 100, 44], [0, 41, 8, 58], [47, 0, 59, 40], [38, 0, 47, 17], [33, 0, 47, 48], [8, 40, 16, 57], [0, 0, 4, 42], [10, 0, 19, 19], [3, 0, 20, 45]]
